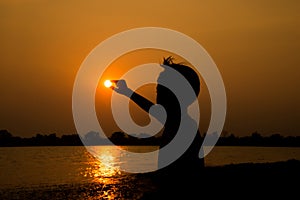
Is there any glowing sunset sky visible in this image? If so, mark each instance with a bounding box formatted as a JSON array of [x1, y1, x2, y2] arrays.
[[0, 0, 299, 137]]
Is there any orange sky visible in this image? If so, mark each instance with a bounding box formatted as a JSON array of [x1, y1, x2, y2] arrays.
[[0, 0, 299, 137]]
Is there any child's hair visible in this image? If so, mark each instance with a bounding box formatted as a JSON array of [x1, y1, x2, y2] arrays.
[[162, 56, 200, 97]]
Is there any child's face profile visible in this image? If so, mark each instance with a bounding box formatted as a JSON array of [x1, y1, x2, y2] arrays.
[[156, 71, 177, 106], [156, 68, 198, 108]]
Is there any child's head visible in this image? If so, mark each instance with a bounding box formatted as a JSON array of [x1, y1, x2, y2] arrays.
[[156, 56, 200, 107]]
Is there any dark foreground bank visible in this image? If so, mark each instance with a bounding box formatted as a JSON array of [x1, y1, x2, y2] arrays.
[[1, 159, 299, 200]]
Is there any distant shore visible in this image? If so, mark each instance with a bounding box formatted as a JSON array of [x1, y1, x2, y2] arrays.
[[1, 130, 300, 147]]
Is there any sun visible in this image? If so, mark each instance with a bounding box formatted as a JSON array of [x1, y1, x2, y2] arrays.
[[104, 80, 112, 88]]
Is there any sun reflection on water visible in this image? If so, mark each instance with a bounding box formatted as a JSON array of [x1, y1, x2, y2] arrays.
[[82, 150, 121, 185], [78, 146, 157, 199], [79, 148, 126, 199]]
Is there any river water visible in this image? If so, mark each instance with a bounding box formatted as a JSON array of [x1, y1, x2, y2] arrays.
[[0, 146, 299, 199]]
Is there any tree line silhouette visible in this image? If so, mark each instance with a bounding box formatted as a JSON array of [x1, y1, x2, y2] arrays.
[[0, 129, 299, 147]]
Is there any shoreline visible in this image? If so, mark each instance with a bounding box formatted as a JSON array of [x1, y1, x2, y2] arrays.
[[1, 159, 299, 199]]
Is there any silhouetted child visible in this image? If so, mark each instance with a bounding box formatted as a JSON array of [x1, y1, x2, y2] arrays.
[[112, 56, 204, 199]]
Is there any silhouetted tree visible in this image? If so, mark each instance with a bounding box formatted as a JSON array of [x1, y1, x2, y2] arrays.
[[0, 130, 13, 146], [110, 132, 127, 144], [83, 131, 105, 145], [250, 131, 264, 146], [61, 134, 83, 146]]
